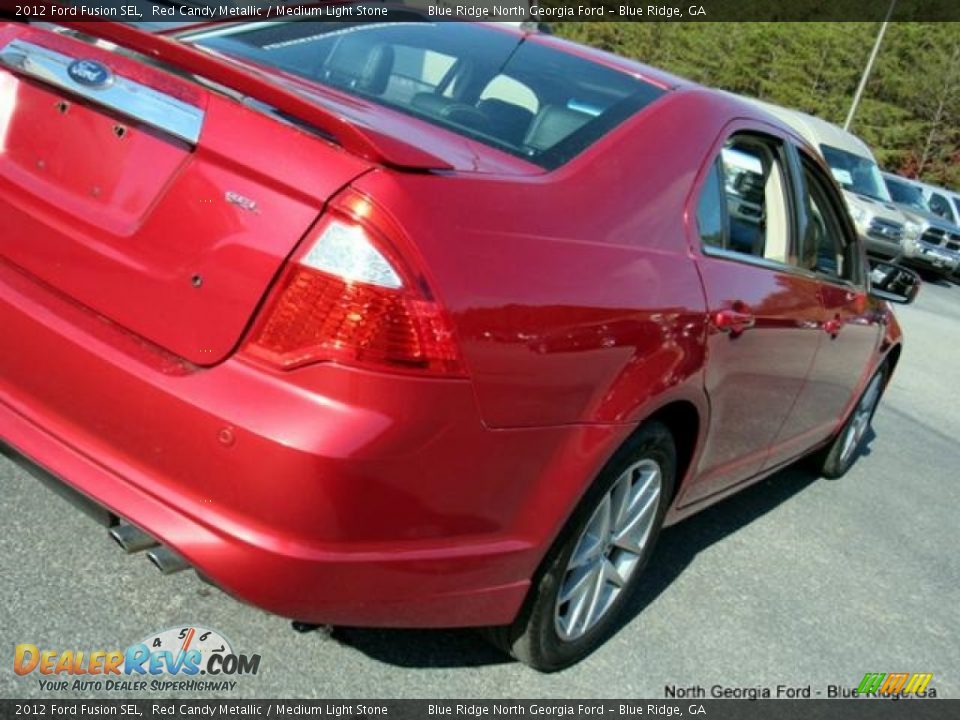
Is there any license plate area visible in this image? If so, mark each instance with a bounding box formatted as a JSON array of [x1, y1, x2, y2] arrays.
[[0, 76, 188, 227]]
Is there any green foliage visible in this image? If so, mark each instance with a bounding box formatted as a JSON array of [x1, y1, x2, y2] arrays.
[[555, 22, 960, 190]]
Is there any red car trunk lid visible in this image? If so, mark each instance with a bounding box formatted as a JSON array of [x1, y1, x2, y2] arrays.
[[0, 25, 372, 365]]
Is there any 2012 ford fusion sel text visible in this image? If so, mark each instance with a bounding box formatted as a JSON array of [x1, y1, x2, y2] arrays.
[[0, 19, 919, 671]]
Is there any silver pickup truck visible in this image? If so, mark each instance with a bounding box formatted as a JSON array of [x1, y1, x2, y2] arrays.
[[883, 173, 960, 279]]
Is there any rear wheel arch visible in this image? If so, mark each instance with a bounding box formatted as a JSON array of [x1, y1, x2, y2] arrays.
[[488, 419, 679, 670], [518, 399, 703, 610], [561, 400, 701, 522], [643, 400, 700, 504]]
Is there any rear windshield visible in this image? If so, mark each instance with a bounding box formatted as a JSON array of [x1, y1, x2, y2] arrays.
[[189, 22, 666, 169]]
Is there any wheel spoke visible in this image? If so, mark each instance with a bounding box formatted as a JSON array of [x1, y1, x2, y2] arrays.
[[581, 561, 609, 632], [612, 486, 659, 555], [622, 468, 659, 528], [594, 494, 613, 546], [561, 563, 600, 636], [559, 561, 600, 604], [567, 497, 610, 569], [630, 467, 659, 509], [567, 532, 604, 570], [609, 470, 632, 536], [602, 557, 626, 588]]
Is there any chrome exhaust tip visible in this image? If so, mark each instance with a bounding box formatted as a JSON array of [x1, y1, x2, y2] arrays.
[[109, 523, 159, 554], [146, 546, 190, 575]]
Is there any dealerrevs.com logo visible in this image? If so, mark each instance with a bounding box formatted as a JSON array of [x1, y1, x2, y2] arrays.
[[14, 626, 261, 693]]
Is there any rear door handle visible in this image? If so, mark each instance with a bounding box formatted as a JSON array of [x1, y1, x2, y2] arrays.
[[713, 309, 756, 335]]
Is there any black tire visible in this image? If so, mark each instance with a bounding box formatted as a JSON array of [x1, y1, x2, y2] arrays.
[[810, 364, 888, 479], [485, 422, 676, 672]]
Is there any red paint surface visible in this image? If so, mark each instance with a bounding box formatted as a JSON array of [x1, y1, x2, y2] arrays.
[[0, 23, 901, 626]]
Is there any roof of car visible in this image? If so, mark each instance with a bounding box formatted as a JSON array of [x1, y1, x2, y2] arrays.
[[882, 171, 917, 185], [916, 179, 956, 197]]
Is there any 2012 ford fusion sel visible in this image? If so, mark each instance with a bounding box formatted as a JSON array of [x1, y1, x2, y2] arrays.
[[0, 19, 918, 671]]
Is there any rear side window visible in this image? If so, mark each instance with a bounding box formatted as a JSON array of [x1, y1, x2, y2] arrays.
[[189, 22, 665, 169], [696, 162, 725, 249], [799, 159, 860, 283], [884, 176, 926, 212], [928, 192, 957, 223], [696, 136, 793, 265]]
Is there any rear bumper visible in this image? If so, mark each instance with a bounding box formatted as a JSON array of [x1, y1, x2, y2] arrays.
[[0, 259, 622, 627]]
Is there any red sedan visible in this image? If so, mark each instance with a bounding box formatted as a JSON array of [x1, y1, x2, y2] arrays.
[[0, 19, 917, 671]]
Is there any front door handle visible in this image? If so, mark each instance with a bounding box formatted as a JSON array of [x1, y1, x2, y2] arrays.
[[713, 309, 756, 335], [823, 317, 844, 337]]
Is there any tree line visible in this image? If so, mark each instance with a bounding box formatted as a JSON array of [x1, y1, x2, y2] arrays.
[[556, 22, 960, 190]]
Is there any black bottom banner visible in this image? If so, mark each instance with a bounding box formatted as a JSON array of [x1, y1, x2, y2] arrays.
[[0, 700, 957, 720]]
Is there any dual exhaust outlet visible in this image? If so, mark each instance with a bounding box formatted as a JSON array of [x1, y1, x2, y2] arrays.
[[109, 523, 189, 575]]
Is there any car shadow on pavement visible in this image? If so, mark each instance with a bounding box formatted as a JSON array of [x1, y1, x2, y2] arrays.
[[332, 460, 833, 670], [330, 626, 511, 668], [607, 464, 825, 644], [915, 272, 954, 288]]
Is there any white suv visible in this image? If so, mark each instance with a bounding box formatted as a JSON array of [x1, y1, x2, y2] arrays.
[[739, 99, 910, 263]]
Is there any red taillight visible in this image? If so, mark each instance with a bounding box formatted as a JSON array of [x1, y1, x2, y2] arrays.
[[243, 191, 465, 376]]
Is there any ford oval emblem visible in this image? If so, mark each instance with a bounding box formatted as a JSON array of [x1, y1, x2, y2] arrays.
[[67, 59, 113, 90]]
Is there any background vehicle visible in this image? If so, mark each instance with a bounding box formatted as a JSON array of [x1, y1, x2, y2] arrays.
[[0, 20, 915, 671], [948, 191, 960, 227], [918, 180, 960, 280], [919, 181, 960, 227], [739, 100, 910, 264], [883, 173, 960, 280]]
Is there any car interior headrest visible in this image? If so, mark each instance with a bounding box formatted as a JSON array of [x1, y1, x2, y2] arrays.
[[523, 105, 592, 153], [322, 36, 394, 95], [411, 93, 458, 116], [477, 99, 535, 146]]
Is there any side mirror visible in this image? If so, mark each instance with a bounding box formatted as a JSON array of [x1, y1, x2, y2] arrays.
[[868, 262, 921, 305]]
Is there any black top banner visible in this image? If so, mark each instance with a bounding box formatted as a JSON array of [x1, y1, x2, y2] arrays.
[[3, 0, 960, 23]]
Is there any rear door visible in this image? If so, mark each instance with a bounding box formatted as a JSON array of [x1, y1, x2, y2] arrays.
[[0, 25, 372, 365], [766, 149, 882, 463], [684, 130, 824, 504]]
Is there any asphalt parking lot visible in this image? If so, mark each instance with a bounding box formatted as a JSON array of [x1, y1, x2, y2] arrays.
[[2, 280, 958, 700]]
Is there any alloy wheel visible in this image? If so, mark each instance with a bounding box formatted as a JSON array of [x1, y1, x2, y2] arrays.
[[554, 459, 662, 642], [839, 373, 883, 465]]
